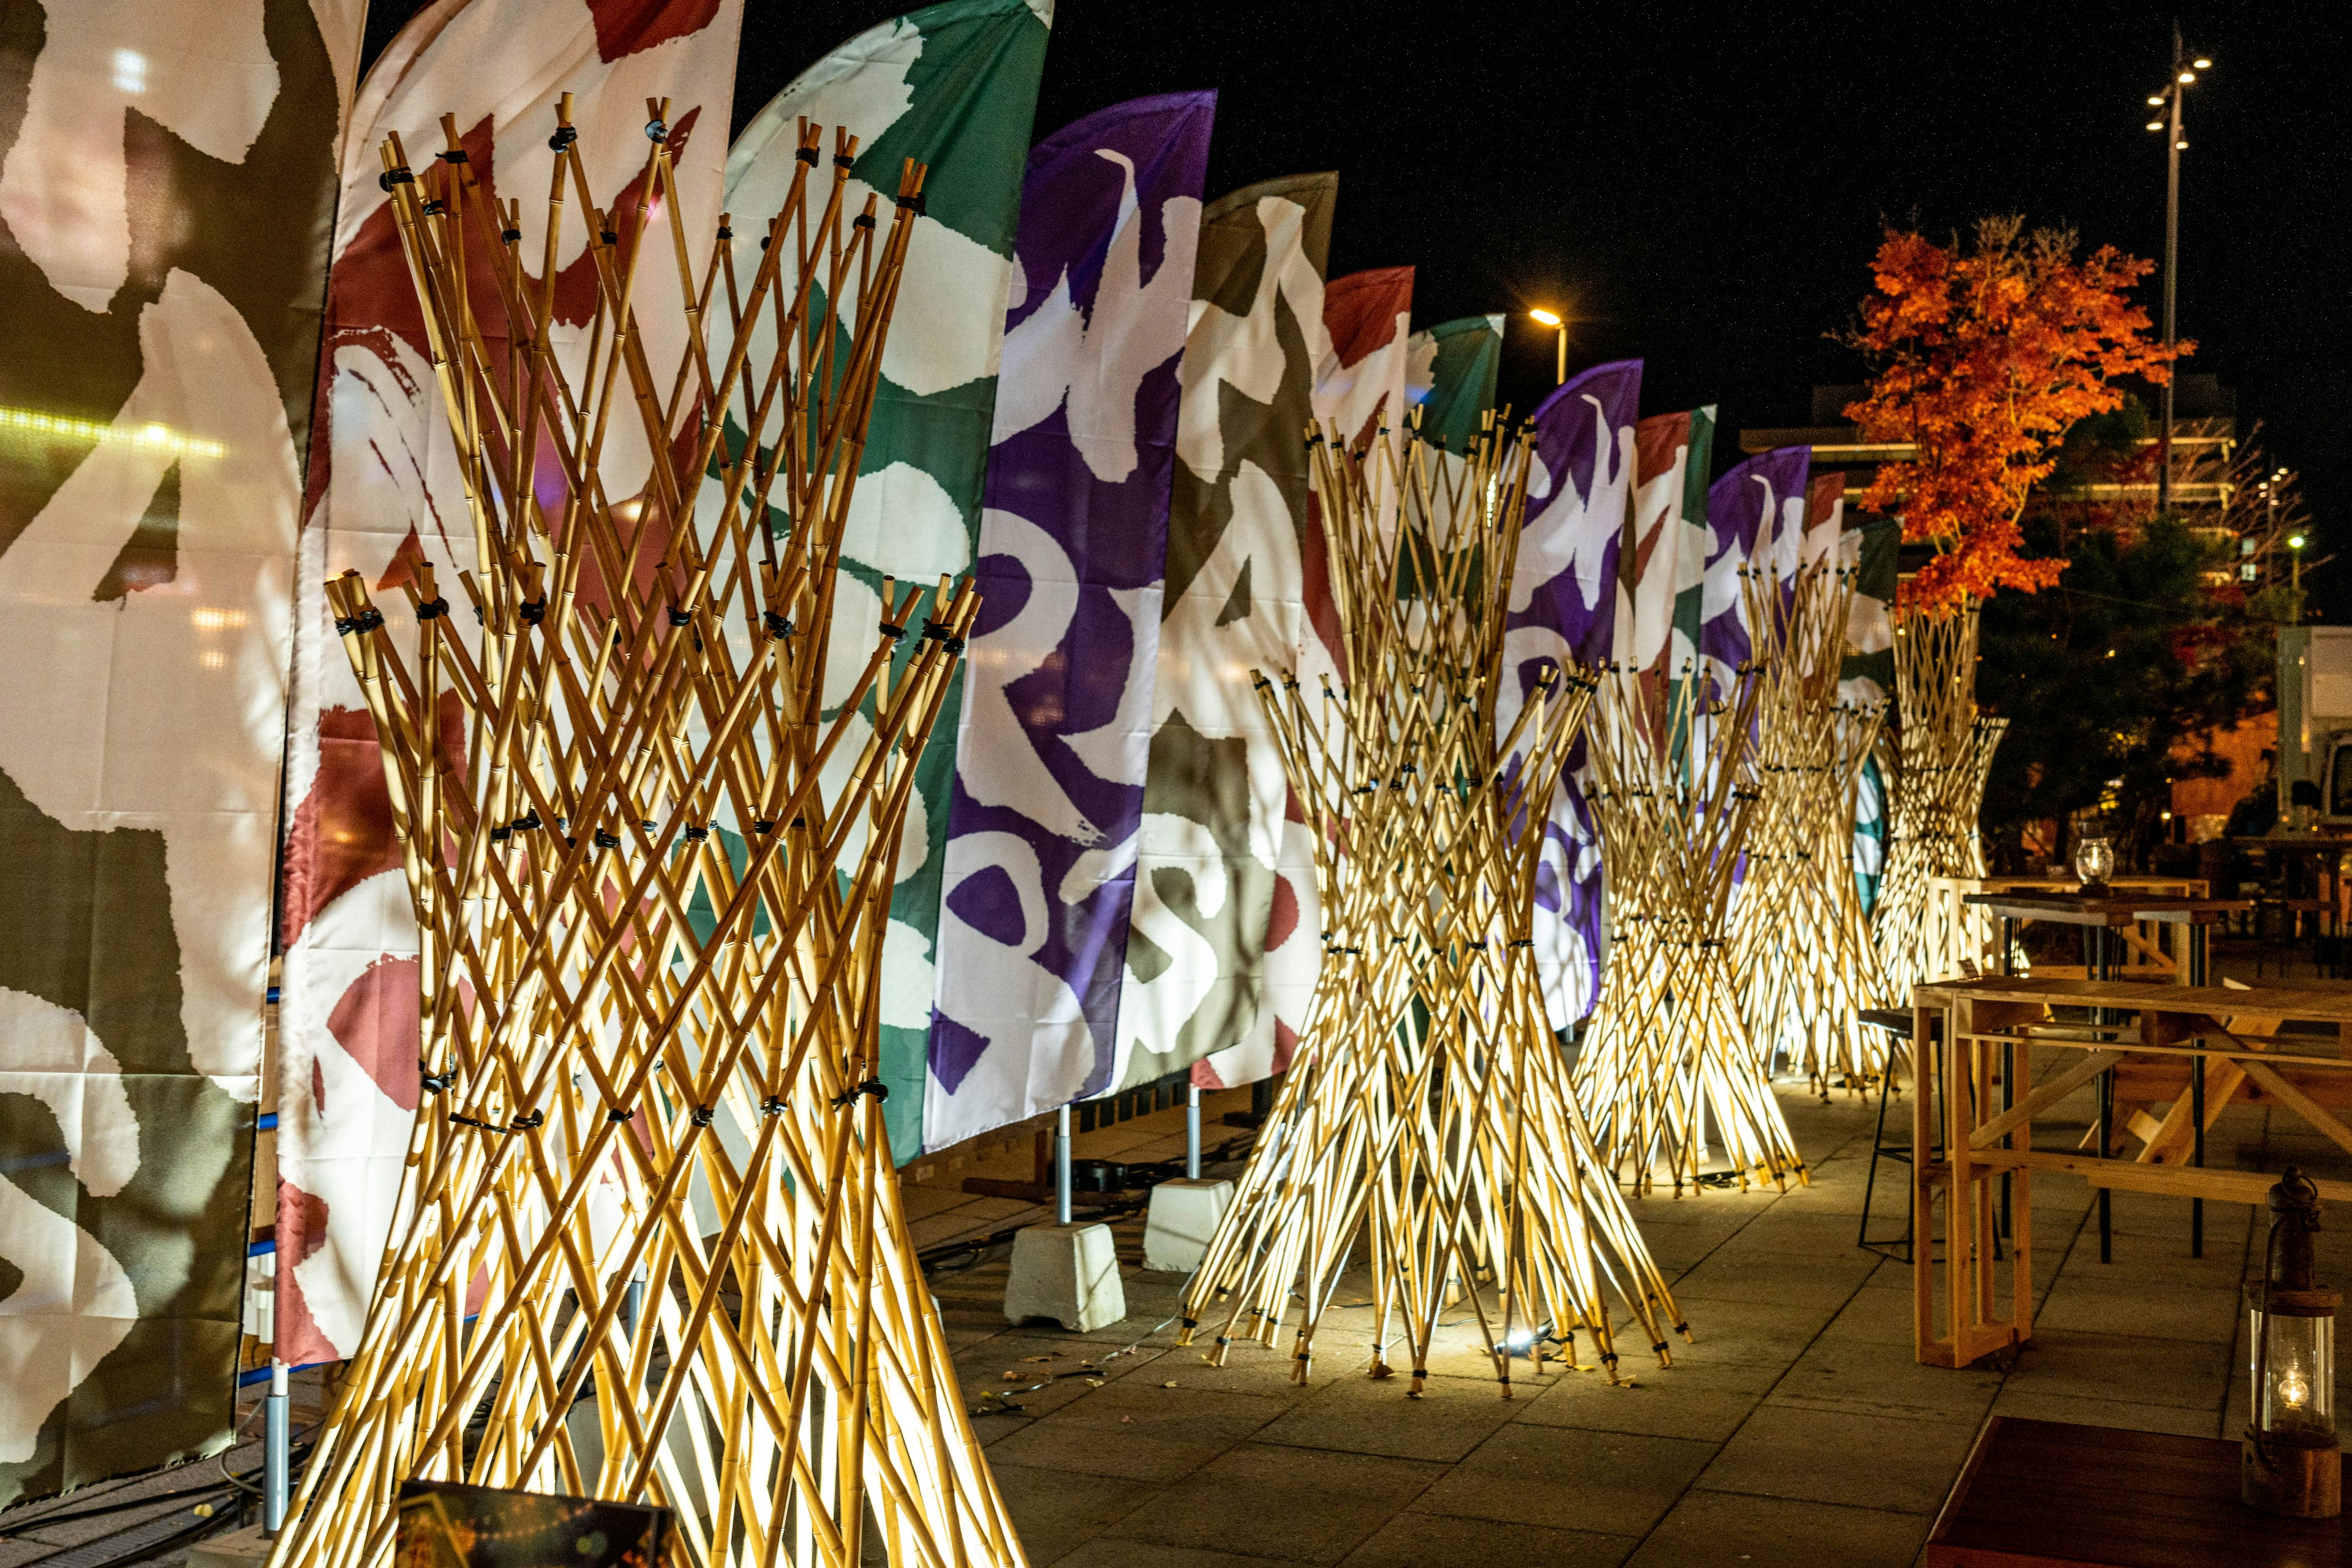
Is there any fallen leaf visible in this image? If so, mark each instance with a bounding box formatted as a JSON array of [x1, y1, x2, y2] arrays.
[[1120, 1415, 1134, 1424], [1000, 1371, 1020, 1381], [1084, 1378, 1105, 1388], [1161, 1381, 1178, 1389], [1020, 1355, 1056, 1363]]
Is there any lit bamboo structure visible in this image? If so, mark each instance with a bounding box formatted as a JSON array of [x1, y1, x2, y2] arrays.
[[1576, 565, 1807, 1195], [1872, 605, 2009, 993], [1733, 557, 1890, 1091], [1176, 417, 1687, 1396], [271, 102, 1021, 1568]]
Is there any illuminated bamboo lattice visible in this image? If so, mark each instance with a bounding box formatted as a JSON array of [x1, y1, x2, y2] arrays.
[[1177, 418, 1687, 1396], [1577, 567, 1807, 1195], [1872, 605, 2009, 993], [1733, 558, 1890, 1091], [273, 103, 1021, 1568]]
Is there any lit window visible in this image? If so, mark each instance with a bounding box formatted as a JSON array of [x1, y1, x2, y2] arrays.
[[111, 50, 146, 94]]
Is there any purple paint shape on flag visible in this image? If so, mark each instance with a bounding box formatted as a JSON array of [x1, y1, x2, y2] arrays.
[[1700, 445, 1812, 676], [1501, 360, 1642, 1027], [924, 92, 1216, 1152]]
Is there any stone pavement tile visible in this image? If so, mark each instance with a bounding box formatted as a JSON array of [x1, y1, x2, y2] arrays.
[[1766, 1336, 2002, 1426], [2000, 1329, 2234, 1411], [1672, 1250, 1877, 1310], [990, 1462, 1166, 1568], [1409, 1423, 1714, 1537], [1102, 1444, 1446, 1565], [1254, 1370, 1520, 1463], [1515, 1353, 1777, 1444], [954, 1332, 1168, 1421], [1697, 1404, 1978, 1514], [2106, 1187, 2252, 1245], [1621, 1490, 1932, 1568], [1988, 1385, 2225, 1439], [2034, 1269, 2242, 1344], [1156, 1338, 1357, 1400], [1060, 1272, 1193, 1346], [1338, 1512, 1634, 1568], [1710, 1208, 1889, 1261], [1055, 1542, 1316, 1568], [989, 1379, 1292, 1483], [1661, 1297, 1836, 1370], [1813, 1280, 1918, 1348]]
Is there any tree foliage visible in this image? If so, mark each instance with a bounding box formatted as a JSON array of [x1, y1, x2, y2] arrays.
[[1845, 217, 2186, 613]]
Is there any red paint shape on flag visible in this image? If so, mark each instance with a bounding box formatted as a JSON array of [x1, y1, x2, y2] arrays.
[[1322, 266, 1412, 369], [1270, 1016, 1298, 1076], [587, 0, 724, 63], [282, 696, 467, 948], [328, 956, 424, 1114], [1807, 470, 1845, 534], [1630, 411, 1694, 587], [1265, 872, 1299, 951], [1189, 1058, 1227, 1090], [376, 527, 427, 591], [1300, 492, 1344, 671], [273, 1180, 337, 1366]]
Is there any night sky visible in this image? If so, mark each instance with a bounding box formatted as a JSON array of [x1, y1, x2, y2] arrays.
[[367, 1, 2352, 603]]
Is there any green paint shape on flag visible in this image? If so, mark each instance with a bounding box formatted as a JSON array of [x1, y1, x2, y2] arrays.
[[725, 0, 1050, 1161], [1841, 510, 1900, 699], [1667, 406, 1717, 664], [1404, 314, 1503, 453]]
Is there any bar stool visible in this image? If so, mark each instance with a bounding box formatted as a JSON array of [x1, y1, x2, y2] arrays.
[[1856, 1008, 1917, 1259]]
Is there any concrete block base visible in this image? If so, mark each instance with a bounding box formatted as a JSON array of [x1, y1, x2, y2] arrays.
[[188, 1526, 274, 1567], [1003, 1221, 1126, 1332], [1142, 1178, 1234, 1274]]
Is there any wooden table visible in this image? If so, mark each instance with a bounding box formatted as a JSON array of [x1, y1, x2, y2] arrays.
[[1912, 973, 2352, 1370], [1926, 1417, 2347, 1567], [1964, 893, 2251, 1262], [1928, 876, 2208, 981]]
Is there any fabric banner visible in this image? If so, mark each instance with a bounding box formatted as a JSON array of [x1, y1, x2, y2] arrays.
[[1698, 445, 1811, 687], [1623, 410, 1711, 675], [1404, 313, 1503, 454], [1841, 509, 1899, 701], [273, 0, 745, 1368], [1107, 173, 1335, 1096], [920, 92, 1213, 1153], [1314, 268, 1414, 446], [727, 0, 1050, 1162], [1500, 361, 1641, 1030], [0, 0, 349, 1502]]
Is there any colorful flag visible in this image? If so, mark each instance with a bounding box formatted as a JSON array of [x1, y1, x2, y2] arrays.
[[922, 92, 1214, 1152], [1624, 410, 1712, 674], [1841, 510, 1899, 701], [726, 0, 1050, 1161], [1111, 173, 1336, 1096], [1314, 267, 1414, 445], [273, 0, 745, 1370], [1500, 361, 1642, 1030], [0, 0, 349, 1502], [1404, 314, 1504, 454], [1699, 445, 1812, 686]]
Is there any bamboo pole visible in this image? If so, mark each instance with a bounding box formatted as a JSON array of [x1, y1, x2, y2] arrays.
[[270, 113, 1021, 1568]]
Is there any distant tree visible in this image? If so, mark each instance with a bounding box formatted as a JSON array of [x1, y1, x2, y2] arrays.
[[1844, 216, 2187, 613]]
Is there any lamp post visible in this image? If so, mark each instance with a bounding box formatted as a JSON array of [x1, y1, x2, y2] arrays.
[[2291, 532, 2307, 605], [2144, 24, 2211, 514], [1529, 307, 1566, 386]]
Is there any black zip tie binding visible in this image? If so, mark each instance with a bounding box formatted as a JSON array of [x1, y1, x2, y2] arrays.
[[511, 1110, 544, 1133], [833, 152, 855, 169], [377, 167, 414, 190], [513, 811, 542, 832], [645, 118, 668, 142], [795, 146, 819, 166], [489, 826, 511, 842], [880, 620, 908, 642], [415, 597, 448, 620], [829, 1079, 889, 1109], [548, 126, 578, 152], [501, 227, 520, 243], [420, 199, 446, 217], [715, 224, 733, 240], [518, 598, 546, 625], [853, 212, 875, 231], [667, 606, 693, 627], [419, 1067, 455, 1096], [920, 618, 967, 653], [450, 1113, 496, 1131], [600, 228, 617, 246], [606, 1107, 635, 1123], [753, 818, 777, 834], [764, 610, 794, 638], [895, 190, 925, 214], [683, 824, 710, 842], [593, 829, 620, 851], [760, 1095, 786, 1118], [690, 1106, 715, 1128], [438, 148, 468, 164], [333, 608, 384, 636]]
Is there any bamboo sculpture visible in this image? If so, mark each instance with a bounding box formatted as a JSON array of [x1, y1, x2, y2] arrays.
[[1177, 417, 1687, 1396], [271, 102, 1022, 1568], [1733, 558, 1890, 1092], [1872, 605, 2009, 993], [1575, 565, 1807, 1195]]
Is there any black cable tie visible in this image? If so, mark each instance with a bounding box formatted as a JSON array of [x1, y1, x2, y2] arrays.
[[895, 190, 926, 214], [880, 620, 908, 642], [761, 1095, 786, 1118], [668, 606, 693, 627], [682, 825, 710, 842], [518, 598, 546, 625], [489, 826, 511, 843], [548, 126, 578, 152], [607, 1107, 635, 1124], [593, 829, 620, 850], [645, 119, 668, 143], [1509, 938, 1534, 949], [853, 212, 875, 231], [753, 818, 777, 834], [1651, 1340, 1669, 1355], [333, 608, 384, 636], [760, 235, 771, 251], [510, 1110, 544, 1133], [420, 1068, 455, 1096], [1468, 940, 1489, 951], [377, 167, 414, 190], [420, 198, 446, 217], [715, 225, 733, 240], [690, 1105, 715, 1128], [449, 1113, 494, 1131], [513, 811, 541, 832], [437, 148, 468, 164], [599, 228, 618, 246], [764, 610, 794, 638], [500, 227, 520, 243], [829, 1078, 889, 1108], [833, 152, 856, 169], [796, 146, 820, 167], [415, 597, 448, 620]]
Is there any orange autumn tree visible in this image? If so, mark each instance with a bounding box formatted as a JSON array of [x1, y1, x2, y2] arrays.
[[1845, 216, 2186, 613]]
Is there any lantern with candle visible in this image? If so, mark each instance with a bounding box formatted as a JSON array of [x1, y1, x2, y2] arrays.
[[2244, 1168, 2342, 1518]]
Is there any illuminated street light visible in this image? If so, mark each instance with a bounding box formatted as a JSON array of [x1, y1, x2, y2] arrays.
[[2141, 25, 2211, 513], [1529, 307, 1567, 385]]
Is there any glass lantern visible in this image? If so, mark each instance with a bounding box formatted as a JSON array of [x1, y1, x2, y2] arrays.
[[2073, 835, 2114, 893], [2244, 1169, 2343, 1518]]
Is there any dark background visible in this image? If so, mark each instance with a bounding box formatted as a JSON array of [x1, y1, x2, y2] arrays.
[[364, 1, 2352, 606]]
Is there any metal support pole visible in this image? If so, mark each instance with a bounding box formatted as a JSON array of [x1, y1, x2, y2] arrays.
[[263, 1362, 289, 1535], [1055, 1104, 1073, 1226], [2095, 924, 2114, 1263], [1185, 1085, 1202, 1180], [2158, 20, 2182, 515], [2190, 920, 2207, 1257]]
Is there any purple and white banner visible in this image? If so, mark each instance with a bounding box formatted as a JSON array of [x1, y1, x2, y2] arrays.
[[922, 92, 1215, 1152], [1500, 360, 1642, 1030], [1699, 445, 1811, 687]]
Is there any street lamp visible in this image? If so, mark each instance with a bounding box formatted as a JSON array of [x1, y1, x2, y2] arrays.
[[2143, 26, 2211, 514], [1529, 307, 1566, 386]]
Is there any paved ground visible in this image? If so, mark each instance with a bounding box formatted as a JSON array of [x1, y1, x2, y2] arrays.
[[914, 1055, 2346, 1568]]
